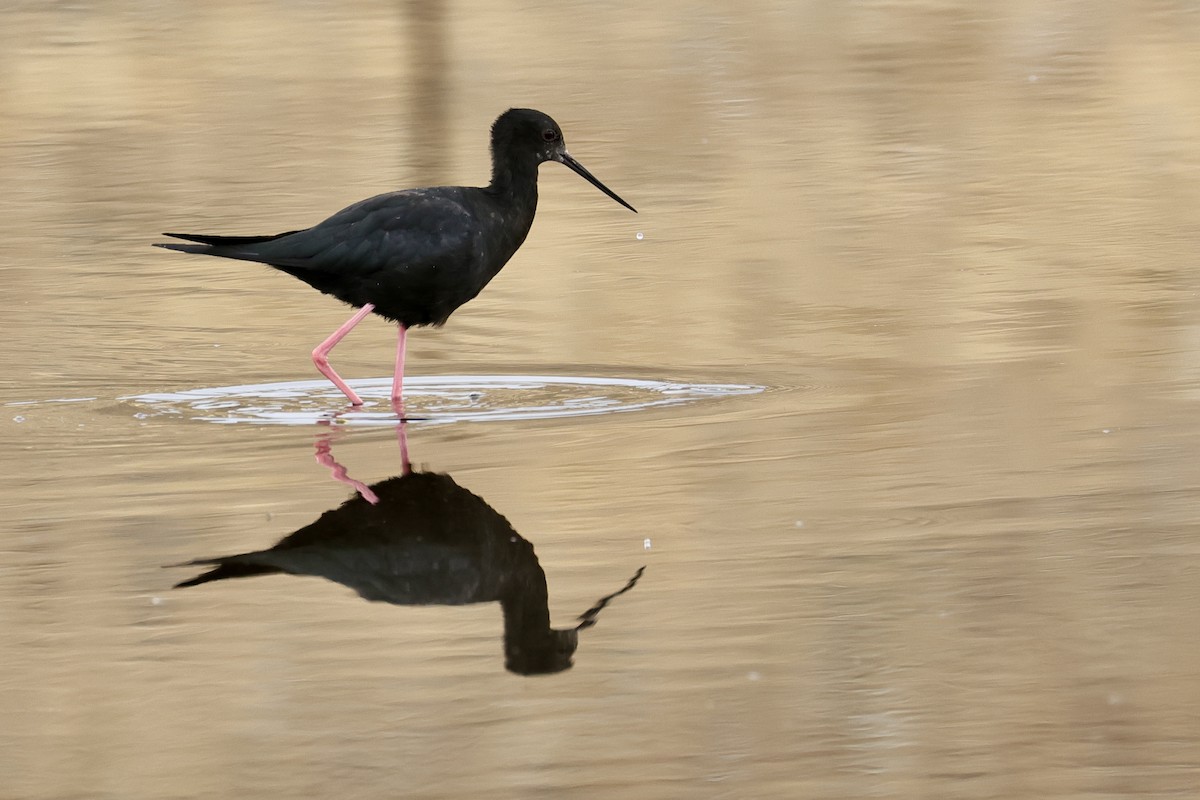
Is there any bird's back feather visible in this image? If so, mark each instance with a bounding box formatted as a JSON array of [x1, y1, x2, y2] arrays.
[[155, 186, 535, 326]]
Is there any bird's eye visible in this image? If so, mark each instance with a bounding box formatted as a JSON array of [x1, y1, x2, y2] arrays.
[[542, 129, 558, 142]]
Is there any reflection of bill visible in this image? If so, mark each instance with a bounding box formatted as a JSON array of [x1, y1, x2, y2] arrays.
[[172, 429, 644, 675]]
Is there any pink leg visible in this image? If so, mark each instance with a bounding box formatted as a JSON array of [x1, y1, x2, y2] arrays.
[[391, 324, 408, 402], [312, 304, 375, 405]]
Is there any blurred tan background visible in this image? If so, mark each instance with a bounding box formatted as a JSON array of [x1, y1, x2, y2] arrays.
[[2, 2, 1199, 799]]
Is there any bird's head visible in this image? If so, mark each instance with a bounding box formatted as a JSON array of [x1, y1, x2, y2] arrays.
[[492, 108, 636, 212]]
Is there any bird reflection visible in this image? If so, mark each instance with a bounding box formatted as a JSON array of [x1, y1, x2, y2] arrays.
[[173, 426, 643, 675]]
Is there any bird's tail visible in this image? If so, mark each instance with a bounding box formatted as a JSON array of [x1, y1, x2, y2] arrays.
[[154, 230, 299, 255]]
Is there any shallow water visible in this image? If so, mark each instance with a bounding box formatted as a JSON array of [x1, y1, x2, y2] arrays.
[[3, 2, 1200, 798], [120, 375, 765, 425]]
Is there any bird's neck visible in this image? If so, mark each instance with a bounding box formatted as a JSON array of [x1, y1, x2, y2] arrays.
[[480, 158, 540, 267], [486, 155, 540, 212]]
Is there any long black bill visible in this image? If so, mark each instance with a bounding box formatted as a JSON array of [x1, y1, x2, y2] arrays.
[[558, 151, 637, 213]]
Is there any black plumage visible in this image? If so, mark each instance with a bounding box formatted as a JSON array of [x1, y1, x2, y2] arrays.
[[156, 108, 635, 405]]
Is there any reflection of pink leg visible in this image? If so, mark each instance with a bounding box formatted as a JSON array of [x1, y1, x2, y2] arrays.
[[391, 324, 407, 402], [314, 435, 379, 504], [396, 418, 411, 476], [312, 304, 375, 405]]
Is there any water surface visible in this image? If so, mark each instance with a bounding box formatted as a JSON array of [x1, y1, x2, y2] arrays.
[[2, 3, 1199, 798]]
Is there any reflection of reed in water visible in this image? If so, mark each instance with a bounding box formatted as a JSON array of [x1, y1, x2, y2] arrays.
[[173, 469, 643, 675]]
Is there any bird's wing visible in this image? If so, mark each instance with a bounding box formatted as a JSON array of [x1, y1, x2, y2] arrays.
[[243, 189, 479, 275]]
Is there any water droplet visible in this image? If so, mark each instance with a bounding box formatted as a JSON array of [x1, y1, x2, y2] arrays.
[[635, 231, 644, 240], [643, 538, 652, 550], [794, 520, 804, 528], [150, 596, 164, 606], [12, 416, 24, 423], [747, 671, 761, 681]]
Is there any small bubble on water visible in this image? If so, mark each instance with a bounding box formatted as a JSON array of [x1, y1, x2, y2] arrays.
[[635, 231, 644, 240], [13, 416, 24, 423], [794, 520, 804, 528], [150, 596, 164, 606], [1028, 74, 1039, 83], [133, 412, 148, 419], [643, 537, 652, 550], [1101, 428, 1112, 434], [747, 671, 761, 682]]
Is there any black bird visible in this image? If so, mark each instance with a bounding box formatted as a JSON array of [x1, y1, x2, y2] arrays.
[[156, 108, 636, 406], [172, 468, 645, 675]]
